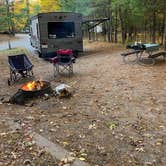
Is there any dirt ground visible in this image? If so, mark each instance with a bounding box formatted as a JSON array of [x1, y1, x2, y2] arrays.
[[0, 41, 166, 166]]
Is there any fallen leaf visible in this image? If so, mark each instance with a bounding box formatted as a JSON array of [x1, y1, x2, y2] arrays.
[[80, 153, 87, 157], [88, 124, 96, 130], [79, 157, 86, 161], [107, 123, 117, 130], [63, 141, 69, 146], [50, 121, 54, 125], [135, 147, 145, 152]]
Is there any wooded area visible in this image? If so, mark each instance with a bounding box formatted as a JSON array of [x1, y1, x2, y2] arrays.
[[0, 0, 166, 48], [1, 1, 166, 166]]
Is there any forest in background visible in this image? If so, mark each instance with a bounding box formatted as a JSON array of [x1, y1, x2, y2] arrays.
[[0, 0, 166, 48]]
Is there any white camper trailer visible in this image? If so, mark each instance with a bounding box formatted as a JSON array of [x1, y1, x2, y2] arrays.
[[30, 12, 83, 58]]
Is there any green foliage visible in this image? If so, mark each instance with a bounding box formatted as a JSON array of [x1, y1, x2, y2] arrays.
[[0, 0, 165, 45], [58, 0, 93, 15], [0, 5, 8, 32]]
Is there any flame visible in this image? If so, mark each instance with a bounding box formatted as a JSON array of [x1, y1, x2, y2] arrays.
[[21, 80, 44, 91]]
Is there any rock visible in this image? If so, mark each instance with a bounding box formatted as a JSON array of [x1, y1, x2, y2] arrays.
[[62, 106, 67, 110], [49, 128, 56, 132], [44, 93, 49, 100], [39, 129, 43, 132]]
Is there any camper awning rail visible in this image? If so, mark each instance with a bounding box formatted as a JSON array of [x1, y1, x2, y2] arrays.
[[82, 18, 110, 31]]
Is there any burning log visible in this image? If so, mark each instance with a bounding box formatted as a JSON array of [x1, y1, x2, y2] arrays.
[[21, 80, 44, 91], [10, 80, 52, 105]]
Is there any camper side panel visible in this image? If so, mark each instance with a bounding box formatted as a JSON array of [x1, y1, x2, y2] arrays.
[[30, 17, 40, 50]]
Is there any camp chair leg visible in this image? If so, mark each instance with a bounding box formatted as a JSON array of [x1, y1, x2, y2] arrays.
[[30, 70, 34, 76], [69, 64, 73, 76], [28, 70, 33, 76], [59, 64, 73, 76], [53, 64, 59, 77], [8, 70, 16, 85]]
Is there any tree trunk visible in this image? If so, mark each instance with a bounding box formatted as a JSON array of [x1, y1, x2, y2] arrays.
[[88, 30, 91, 41], [149, 22, 152, 42], [93, 13, 96, 41], [161, 14, 165, 45], [11, 1, 15, 35], [134, 27, 137, 41], [26, 0, 30, 28], [103, 22, 107, 41], [107, 9, 111, 42], [144, 21, 147, 42], [107, 0, 113, 43], [119, 7, 126, 44], [5, 0, 11, 33], [152, 11, 156, 43], [114, 5, 118, 43], [5, 0, 15, 35], [164, 18, 166, 50], [128, 26, 133, 41], [103, 9, 107, 41]]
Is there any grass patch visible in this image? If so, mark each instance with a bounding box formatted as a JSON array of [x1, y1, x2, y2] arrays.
[[0, 47, 30, 56]]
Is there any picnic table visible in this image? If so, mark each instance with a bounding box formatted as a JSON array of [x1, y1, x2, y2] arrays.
[[121, 43, 166, 65]]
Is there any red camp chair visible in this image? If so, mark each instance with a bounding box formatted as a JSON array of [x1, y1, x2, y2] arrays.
[[50, 49, 75, 77]]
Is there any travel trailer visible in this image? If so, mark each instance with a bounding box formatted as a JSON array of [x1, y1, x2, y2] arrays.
[[30, 12, 83, 58]]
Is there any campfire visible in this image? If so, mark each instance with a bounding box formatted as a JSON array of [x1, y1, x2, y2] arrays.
[[10, 80, 52, 105], [21, 80, 44, 91]]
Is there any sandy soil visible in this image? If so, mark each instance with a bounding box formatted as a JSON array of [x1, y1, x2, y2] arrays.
[[0, 41, 166, 166]]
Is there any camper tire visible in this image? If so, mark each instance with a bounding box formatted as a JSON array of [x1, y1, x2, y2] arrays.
[[73, 51, 78, 58], [38, 51, 42, 58]]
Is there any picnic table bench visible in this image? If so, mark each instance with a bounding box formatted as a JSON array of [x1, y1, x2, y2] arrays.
[[148, 51, 166, 59], [121, 43, 166, 65], [121, 50, 141, 57]]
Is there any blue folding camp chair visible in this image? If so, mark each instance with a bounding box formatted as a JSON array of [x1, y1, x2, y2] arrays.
[[8, 54, 34, 85]]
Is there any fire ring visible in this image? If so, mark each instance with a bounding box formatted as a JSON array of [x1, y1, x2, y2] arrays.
[[21, 80, 51, 92], [10, 80, 52, 105]]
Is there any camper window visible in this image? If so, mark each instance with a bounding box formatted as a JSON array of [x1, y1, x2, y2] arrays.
[[48, 22, 75, 39]]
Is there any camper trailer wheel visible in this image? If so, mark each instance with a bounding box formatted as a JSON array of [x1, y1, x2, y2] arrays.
[[38, 51, 42, 58], [73, 51, 78, 58]]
